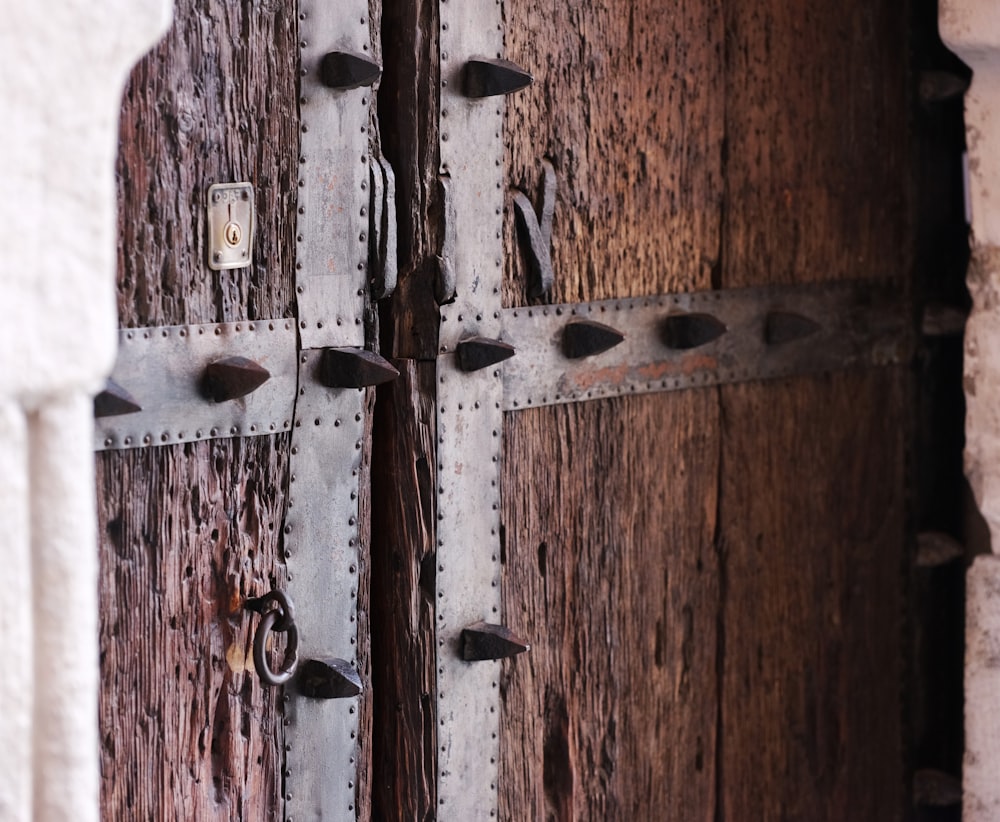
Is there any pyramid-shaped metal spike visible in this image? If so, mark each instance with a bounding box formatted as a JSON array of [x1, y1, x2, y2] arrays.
[[463, 58, 534, 98], [561, 319, 625, 359], [456, 337, 516, 372], [764, 310, 821, 345], [919, 69, 971, 104], [202, 356, 271, 402], [319, 347, 399, 388], [461, 622, 530, 662], [294, 657, 363, 699], [94, 379, 142, 417], [660, 313, 727, 350], [319, 51, 382, 90]]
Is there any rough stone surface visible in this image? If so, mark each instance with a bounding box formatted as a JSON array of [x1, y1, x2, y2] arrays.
[[965, 556, 1000, 819], [941, 2, 1000, 817]]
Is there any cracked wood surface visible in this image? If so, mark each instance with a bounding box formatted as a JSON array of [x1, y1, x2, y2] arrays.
[[496, 0, 909, 819]]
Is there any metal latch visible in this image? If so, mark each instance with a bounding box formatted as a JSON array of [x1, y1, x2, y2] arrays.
[[207, 182, 254, 270]]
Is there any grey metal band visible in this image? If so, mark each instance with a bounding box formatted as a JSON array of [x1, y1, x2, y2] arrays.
[[286, 3, 375, 819], [297, 0, 372, 350], [496, 281, 911, 410], [282, 350, 365, 820], [94, 320, 297, 451], [437, 0, 506, 818]]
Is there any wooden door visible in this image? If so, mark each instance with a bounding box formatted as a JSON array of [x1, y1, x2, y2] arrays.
[[374, 0, 910, 820], [98, 0, 911, 819], [97, 2, 381, 818]]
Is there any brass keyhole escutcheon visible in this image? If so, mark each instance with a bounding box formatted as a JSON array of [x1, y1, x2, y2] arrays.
[[224, 221, 242, 247]]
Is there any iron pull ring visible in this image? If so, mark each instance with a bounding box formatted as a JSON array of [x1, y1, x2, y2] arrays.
[[245, 590, 299, 687]]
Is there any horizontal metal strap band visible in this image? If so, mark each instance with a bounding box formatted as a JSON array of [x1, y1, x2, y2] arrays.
[[94, 320, 298, 451], [495, 281, 910, 411]]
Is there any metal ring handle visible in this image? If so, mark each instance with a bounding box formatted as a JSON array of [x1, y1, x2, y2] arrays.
[[245, 589, 296, 632], [252, 607, 299, 687]]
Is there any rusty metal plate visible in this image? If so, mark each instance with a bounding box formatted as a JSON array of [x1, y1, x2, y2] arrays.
[[496, 281, 911, 410], [296, 0, 373, 349], [94, 320, 297, 451], [207, 182, 255, 270], [282, 349, 366, 822]]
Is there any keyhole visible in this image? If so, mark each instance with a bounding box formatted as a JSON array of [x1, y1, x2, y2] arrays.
[[224, 221, 242, 247]]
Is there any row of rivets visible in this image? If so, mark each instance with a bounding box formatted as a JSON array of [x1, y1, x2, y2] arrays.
[[453, 309, 823, 374]]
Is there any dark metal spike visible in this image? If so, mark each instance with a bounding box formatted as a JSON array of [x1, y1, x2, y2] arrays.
[[94, 379, 142, 417], [919, 69, 971, 104], [294, 657, 363, 699], [319, 51, 382, 90], [764, 310, 821, 345], [461, 622, 530, 662], [561, 319, 625, 359], [319, 347, 399, 388], [456, 337, 516, 372], [660, 313, 727, 350], [463, 58, 534, 98], [202, 356, 271, 402]]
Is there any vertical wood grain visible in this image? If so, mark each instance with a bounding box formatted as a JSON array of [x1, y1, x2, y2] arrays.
[[100, 0, 298, 817], [97, 437, 290, 821]]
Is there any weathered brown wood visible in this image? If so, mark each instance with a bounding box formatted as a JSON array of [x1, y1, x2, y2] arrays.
[[500, 396, 721, 820], [101, 1, 299, 818], [380, 0, 442, 359], [493, 0, 911, 820], [716, 373, 905, 820], [503, 0, 725, 307], [97, 437, 289, 821], [115, 1, 298, 329], [369, 360, 439, 819]]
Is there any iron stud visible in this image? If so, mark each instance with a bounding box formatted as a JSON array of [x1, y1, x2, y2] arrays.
[[463, 58, 534, 98], [562, 319, 625, 359], [763, 310, 821, 345], [319, 347, 399, 388], [461, 622, 530, 661], [294, 657, 363, 699], [202, 356, 271, 402], [660, 312, 727, 349], [456, 337, 516, 372], [319, 51, 382, 90], [94, 379, 142, 417]]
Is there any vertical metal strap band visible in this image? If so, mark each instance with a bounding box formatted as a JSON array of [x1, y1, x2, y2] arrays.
[[297, 0, 372, 349], [288, 2, 373, 819], [437, 0, 506, 817], [283, 354, 364, 820]]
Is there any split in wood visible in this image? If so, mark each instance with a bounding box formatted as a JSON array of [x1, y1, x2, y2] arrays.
[[456, 337, 516, 372], [660, 313, 727, 350], [461, 621, 530, 661], [319, 51, 382, 90], [294, 657, 363, 699], [202, 356, 271, 402], [764, 310, 821, 345], [462, 58, 533, 98], [562, 319, 625, 359], [94, 379, 142, 417], [319, 347, 399, 388]]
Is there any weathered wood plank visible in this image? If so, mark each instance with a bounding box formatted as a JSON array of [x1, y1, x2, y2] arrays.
[[102, 1, 299, 818], [500, 395, 721, 820], [115, 0, 298, 328], [503, 0, 725, 306], [369, 361, 439, 819], [97, 437, 290, 821], [716, 372, 906, 821]]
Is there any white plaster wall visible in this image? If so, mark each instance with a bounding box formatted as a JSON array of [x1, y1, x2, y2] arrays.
[[0, 2, 171, 819], [941, 1, 1000, 818]]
